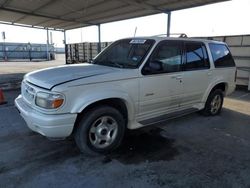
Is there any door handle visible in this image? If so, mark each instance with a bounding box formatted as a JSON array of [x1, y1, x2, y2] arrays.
[[171, 75, 182, 80], [171, 75, 182, 79], [175, 76, 182, 80]]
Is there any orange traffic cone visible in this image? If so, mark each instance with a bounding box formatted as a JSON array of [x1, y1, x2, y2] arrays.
[[0, 89, 7, 105]]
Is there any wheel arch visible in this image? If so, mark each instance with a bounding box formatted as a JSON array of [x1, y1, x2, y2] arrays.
[[73, 97, 132, 133], [203, 82, 228, 103], [210, 82, 228, 95]]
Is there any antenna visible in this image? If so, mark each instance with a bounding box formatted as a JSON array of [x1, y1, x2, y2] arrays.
[[133, 27, 137, 37]]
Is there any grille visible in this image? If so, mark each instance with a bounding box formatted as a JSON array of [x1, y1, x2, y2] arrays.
[[22, 81, 35, 104]]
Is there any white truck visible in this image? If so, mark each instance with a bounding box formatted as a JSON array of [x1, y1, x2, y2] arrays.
[[15, 36, 236, 155]]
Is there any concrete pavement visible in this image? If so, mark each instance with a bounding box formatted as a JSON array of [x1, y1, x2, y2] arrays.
[[0, 90, 250, 188], [0, 54, 65, 90]]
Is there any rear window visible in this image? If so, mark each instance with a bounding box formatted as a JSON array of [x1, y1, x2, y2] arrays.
[[209, 43, 235, 67]]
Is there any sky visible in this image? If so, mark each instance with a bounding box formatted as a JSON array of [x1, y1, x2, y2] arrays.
[[0, 0, 249, 47]]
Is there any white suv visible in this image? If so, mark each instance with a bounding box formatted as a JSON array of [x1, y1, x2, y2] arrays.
[[15, 37, 236, 155]]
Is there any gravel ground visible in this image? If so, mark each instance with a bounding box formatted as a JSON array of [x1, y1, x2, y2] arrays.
[[0, 90, 250, 188]]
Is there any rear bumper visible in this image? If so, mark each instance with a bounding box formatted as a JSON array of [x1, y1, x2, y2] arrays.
[[226, 83, 236, 96], [15, 95, 77, 138]]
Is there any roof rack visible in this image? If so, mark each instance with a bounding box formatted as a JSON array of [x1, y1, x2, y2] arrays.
[[153, 33, 188, 38]]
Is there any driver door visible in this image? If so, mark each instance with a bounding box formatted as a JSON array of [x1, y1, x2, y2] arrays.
[[138, 40, 184, 121]]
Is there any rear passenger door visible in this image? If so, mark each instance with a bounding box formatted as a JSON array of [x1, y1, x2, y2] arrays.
[[181, 42, 211, 107]]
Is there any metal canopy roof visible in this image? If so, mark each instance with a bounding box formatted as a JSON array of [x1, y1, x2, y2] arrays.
[[0, 0, 229, 31]]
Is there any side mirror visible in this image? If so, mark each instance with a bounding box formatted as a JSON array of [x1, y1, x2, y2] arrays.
[[143, 60, 163, 74], [149, 60, 162, 71]]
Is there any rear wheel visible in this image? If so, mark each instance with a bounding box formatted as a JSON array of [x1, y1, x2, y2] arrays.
[[74, 105, 125, 155], [202, 89, 224, 116]]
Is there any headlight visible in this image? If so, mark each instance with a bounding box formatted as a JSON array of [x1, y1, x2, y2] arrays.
[[35, 92, 64, 109]]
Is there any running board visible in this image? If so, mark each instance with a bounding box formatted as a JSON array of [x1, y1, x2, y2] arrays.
[[139, 108, 198, 126]]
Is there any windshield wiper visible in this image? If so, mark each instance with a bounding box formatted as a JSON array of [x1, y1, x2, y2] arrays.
[[94, 60, 124, 68], [122, 63, 137, 68], [108, 61, 124, 68]]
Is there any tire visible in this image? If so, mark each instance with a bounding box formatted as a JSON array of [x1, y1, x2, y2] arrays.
[[202, 89, 224, 116], [74, 105, 126, 155]]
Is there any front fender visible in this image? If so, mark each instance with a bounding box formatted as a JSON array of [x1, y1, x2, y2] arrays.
[[70, 89, 136, 121]]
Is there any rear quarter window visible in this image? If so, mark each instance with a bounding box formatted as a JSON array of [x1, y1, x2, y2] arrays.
[[209, 43, 235, 68]]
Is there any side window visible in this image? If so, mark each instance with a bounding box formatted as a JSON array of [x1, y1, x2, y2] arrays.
[[209, 43, 235, 67], [143, 41, 182, 74], [184, 42, 210, 71]]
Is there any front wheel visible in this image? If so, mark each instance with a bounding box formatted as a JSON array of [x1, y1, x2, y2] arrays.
[[202, 89, 224, 116], [74, 106, 126, 155]]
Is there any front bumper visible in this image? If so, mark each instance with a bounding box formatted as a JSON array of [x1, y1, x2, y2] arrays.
[[15, 95, 77, 138]]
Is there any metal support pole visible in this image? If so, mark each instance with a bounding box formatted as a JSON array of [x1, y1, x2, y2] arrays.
[[3, 39, 7, 61], [97, 24, 101, 53], [167, 11, 171, 37], [46, 28, 50, 61], [28, 42, 31, 61], [2, 31, 7, 61], [64, 30, 67, 64]]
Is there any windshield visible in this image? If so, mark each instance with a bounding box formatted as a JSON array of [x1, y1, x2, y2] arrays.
[[92, 39, 155, 68]]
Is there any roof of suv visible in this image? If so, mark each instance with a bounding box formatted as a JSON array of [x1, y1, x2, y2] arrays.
[[124, 36, 226, 45]]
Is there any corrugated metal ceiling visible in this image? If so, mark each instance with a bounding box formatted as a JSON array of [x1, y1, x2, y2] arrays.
[[0, 0, 229, 30]]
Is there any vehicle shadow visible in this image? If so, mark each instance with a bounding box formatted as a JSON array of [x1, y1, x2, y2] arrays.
[[103, 127, 179, 165]]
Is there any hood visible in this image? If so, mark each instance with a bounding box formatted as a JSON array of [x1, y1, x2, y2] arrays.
[[25, 63, 118, 90]]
